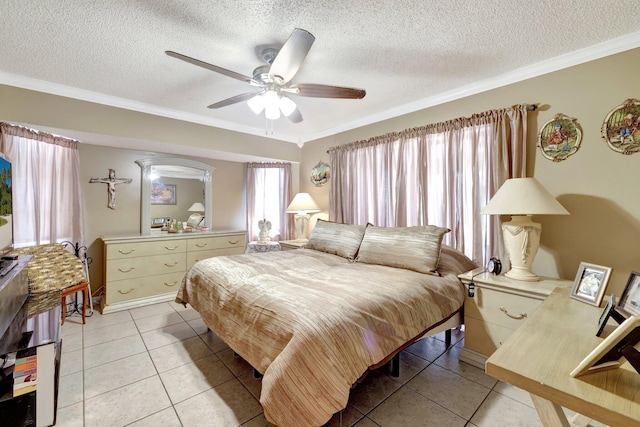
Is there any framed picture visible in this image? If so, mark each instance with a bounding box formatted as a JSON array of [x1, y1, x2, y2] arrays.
[[601, 98, 640, 155], [310, 161, 330, 187], [571, 315, 640, 377], [570, 262, 612, 307], [537, 113, 582, 162], [151, 183, 176, 205], [619, 271, 640, 316]]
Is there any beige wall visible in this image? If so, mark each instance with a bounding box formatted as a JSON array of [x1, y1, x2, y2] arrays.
[[301, 47, 640, 298]]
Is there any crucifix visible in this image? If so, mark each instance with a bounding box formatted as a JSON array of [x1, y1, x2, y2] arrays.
[[89, 168, 132, 209]]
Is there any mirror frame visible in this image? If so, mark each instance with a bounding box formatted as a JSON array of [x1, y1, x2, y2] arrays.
[[136, 157, 215, 235]]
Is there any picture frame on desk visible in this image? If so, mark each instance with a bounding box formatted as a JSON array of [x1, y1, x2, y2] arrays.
[[571, 315, 640, 377], [570, 262, 612, 307], [619, 271, 640, 316]]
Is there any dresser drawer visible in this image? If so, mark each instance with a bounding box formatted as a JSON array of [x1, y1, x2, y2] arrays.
[[187, 234, 246, 252], [465, 287, 541, 330], [105, 271, 185, 304], [186, 247, 245, 269], [106, 240, 186, 260], [106, 253, 186, 281], [464, 317, 515, 356]]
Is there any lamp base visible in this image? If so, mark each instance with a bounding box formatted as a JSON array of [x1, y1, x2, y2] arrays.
[[502, 216, 542, 282], [505, 267, 540, 282], [293, 213, 310, 241]]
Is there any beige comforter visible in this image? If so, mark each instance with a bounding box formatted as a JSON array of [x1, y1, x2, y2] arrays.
[[176, 246, 475, 427]]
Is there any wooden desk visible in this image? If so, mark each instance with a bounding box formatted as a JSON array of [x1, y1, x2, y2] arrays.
[[486, 287, 640, 427]]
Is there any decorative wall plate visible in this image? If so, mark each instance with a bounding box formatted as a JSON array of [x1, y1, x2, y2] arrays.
[[310, 161, 330, 187], [601, 98, 640, 155], [537, 113, 582, 162]]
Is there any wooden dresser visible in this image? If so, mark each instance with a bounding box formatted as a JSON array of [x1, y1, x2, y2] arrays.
[[101, 231, 246, 313]]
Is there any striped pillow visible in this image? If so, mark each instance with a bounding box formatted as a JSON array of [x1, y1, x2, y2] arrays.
[[306, 220, 367, 260], [356, 225, 451, 275]]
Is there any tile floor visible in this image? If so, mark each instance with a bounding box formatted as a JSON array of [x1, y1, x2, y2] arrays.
[[54, 301, 591, 427]]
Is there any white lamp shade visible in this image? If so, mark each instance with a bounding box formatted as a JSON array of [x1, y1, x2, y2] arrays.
[[188, 202, 205, 212], [481, 178, 569, 216], [286, 193, 321, 213]]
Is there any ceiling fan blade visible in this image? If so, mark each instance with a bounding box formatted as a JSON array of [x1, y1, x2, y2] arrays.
[[269, 28, 315, 83], [166, 50, 253, 83], [294, 83, 366, 99], [207, 92, 259, 109], [287, 108, 303, 123]]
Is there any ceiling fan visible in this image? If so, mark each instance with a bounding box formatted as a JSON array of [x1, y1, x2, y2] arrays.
[[165, 28, 366, 123]]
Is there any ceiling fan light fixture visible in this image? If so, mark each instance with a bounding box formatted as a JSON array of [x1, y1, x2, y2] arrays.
[[265, 103, 281, 120], [263, 90, 281, 120], [247, 95, 265, 114], [279, 95, 297, 117]]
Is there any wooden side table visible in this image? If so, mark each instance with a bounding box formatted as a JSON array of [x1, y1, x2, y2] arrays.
[[278, 240, 307, 251], [458, 268, 572, 369]]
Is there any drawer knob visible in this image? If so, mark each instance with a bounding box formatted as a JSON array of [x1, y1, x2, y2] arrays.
[[195, 242, 208, 248], [229, 240, 239, 245], [499, 306, 527, 320], [164, 245, 179, 251], [118, 266, 135, 273], [164, 262, 179, 267], [164, 281, 178, 287], [118, 288, 134, 295], [118, 248, 135, 255]]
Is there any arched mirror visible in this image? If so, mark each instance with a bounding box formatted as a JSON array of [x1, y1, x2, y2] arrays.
[[136, 157, 215, 235]]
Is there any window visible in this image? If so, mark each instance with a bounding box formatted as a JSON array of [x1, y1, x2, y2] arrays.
[[246, 163, 292, 242]]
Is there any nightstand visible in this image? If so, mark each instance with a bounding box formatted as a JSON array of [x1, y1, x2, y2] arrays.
[[458, 268, 573, 369], [245, 241, 281, 253], [279, 240, 307, 251]]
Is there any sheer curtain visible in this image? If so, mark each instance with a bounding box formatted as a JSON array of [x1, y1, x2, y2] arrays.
[[0, 123, 86, 247], [328, 105, 528, 266], [246, 162, 293, 242], [0, 122, 87, 344]]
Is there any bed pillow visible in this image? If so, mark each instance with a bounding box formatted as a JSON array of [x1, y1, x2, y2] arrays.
[[356, 225, 450, 275], [305, 220, 367, 260]]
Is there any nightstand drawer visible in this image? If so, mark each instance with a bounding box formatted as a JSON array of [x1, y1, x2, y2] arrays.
[[464, 317, 515, 355], [465, 287, 541, 329]]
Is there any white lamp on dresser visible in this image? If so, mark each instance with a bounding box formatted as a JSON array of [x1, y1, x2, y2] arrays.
[[286, 193, 320, 241], [481, 177, 570, 281]]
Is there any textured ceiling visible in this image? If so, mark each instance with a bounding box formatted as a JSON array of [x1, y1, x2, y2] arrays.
[[2, 1, 640, 144]]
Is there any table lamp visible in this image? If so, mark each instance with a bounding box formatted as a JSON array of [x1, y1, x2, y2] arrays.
[[286, 193, 321, 241], [481, 178, 569, 281]]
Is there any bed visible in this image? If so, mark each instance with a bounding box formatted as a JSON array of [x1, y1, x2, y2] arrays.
[[176, 222, 477, 427]]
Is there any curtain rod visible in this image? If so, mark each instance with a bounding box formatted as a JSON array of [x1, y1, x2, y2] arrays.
[[326, 103, 539, 153]]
